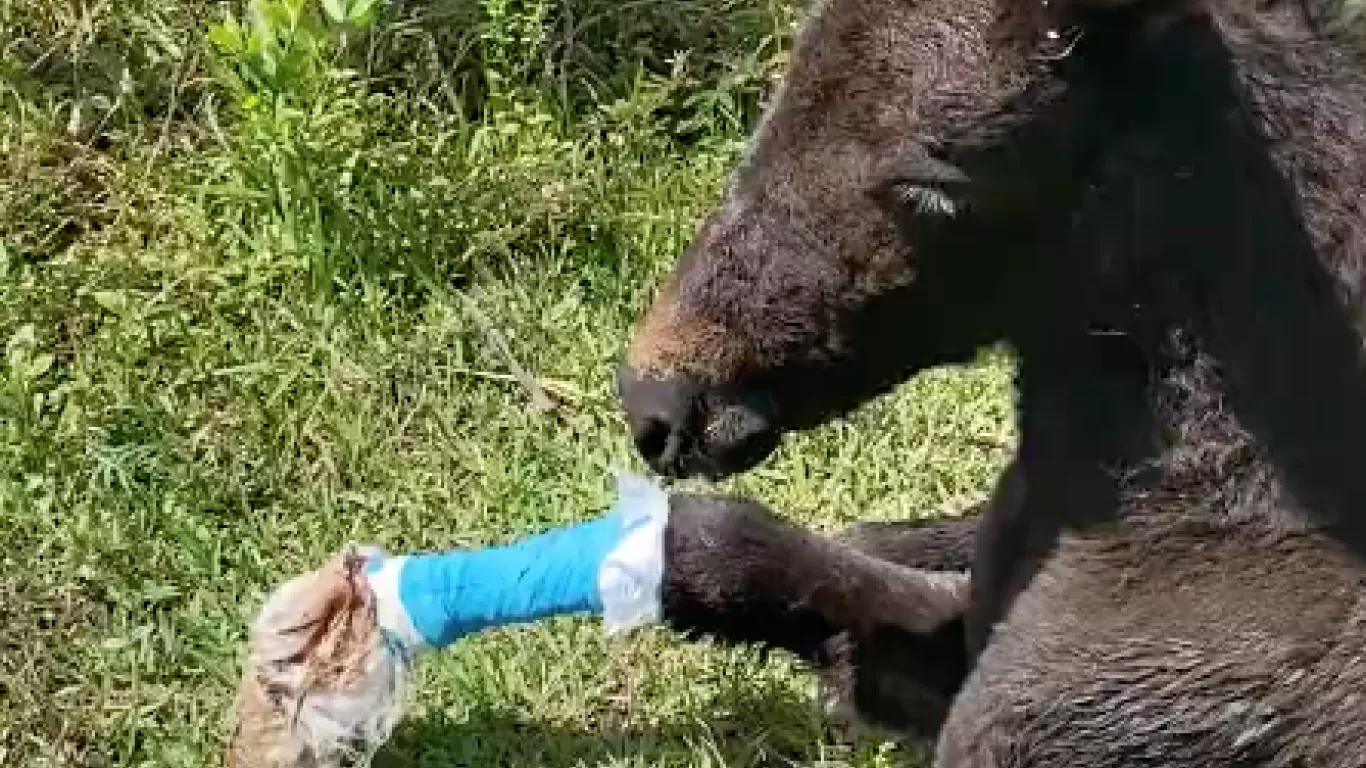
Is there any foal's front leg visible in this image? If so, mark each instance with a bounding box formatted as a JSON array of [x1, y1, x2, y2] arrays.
[[659, 493, 980, 740]]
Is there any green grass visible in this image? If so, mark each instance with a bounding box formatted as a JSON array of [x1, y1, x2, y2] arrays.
[[0, 1, 1014, 766]]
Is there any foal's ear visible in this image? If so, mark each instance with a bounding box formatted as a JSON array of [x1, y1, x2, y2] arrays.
[[869, 148, 973, 218]]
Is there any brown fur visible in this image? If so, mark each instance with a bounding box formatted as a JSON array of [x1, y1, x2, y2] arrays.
[[626, 275, 750, 381], [624, 0, 1003, 391], [618, 0, 1366, 763], [659, 493, 979, 740], [941, 521, 1366, 767]]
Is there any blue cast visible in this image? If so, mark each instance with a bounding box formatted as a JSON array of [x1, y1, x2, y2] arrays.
[[384, 513, 628, 648]]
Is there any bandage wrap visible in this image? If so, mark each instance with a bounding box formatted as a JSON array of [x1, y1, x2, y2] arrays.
[[364, 472, 671, 652]]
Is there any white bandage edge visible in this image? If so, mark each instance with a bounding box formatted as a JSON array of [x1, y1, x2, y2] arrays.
[[598, 471, 670, 635], [364, 555, 427, 652]]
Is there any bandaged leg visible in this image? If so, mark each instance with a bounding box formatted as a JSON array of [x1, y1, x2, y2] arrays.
[[228, 477, 976, 766], [229, 473, 671, 768]]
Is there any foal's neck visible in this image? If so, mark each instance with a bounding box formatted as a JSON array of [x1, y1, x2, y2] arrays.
[[1015, 3, 1366, 552]]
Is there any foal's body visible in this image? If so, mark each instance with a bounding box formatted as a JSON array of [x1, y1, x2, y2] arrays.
[[620, 0, 1366, 762]]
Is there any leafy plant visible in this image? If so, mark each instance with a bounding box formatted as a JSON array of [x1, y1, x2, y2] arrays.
[[206, 0, 375, 105]]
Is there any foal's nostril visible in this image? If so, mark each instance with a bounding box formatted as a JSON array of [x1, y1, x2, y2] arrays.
[[616, 361, 779, 477], [616, 362, 705, 473], [632, 416, 674, 465]]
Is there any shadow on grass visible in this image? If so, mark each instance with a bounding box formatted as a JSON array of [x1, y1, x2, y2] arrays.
[[377, 682, 841, 768]]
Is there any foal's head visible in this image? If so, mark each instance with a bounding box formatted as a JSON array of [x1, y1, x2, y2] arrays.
[[618, 0, 1224, 478]]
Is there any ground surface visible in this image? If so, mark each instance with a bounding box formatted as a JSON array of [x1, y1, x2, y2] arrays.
[[0, 2, 1013, 766]]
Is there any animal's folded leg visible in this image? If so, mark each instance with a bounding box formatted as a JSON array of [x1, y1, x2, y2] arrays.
[[835, 509, 983, 573], [660, 493, 976, 739]]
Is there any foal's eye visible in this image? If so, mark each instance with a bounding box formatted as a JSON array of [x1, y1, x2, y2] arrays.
[[870, 150, 972, 218], [891, 182, 961, 217]]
